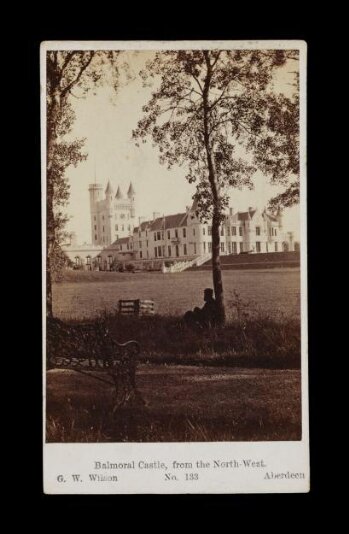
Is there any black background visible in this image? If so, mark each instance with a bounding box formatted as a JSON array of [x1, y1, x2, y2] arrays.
[[21, 5, 331, 518]]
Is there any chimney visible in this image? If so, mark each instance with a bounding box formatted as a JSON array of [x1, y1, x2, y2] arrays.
[[248, 206, 254, 212], [138, 216, 146, 226], [153, 212, 160, 220]]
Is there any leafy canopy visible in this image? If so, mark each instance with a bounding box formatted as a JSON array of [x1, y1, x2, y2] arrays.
[[133, 50, 299, 221]]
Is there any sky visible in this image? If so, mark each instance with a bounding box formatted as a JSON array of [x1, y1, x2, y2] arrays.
[[64, 51, 300, 245]]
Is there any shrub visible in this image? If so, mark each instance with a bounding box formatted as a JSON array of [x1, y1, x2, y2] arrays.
[[125, 263, 135, 272]]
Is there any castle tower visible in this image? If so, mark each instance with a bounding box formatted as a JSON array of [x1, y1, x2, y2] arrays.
[[89, 183, 103, 245]]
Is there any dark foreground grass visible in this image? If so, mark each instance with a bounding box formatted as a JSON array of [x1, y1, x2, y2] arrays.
[[46, 366, 301, 442], [48, 312, 300, 369], [46, 312, 301, 442]]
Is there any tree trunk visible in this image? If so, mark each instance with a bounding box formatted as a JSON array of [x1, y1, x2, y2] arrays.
[[46, 90, 60, 319], [46, 184, 54, 318], [211, 210, 225, 325], [202, 51, 226, 325]]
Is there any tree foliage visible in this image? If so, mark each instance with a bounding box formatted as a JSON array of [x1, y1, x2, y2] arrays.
[[46, 50, 120, 316]]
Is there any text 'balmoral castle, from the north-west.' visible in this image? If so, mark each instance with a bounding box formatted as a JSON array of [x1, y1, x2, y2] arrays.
[[61, 179, 298, 271]]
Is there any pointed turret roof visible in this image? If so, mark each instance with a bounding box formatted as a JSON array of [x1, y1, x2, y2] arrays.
[[127, 182, 135, 197], [191, 197, 199, 212], [105, 180, 114, 195], [115, 186, 123, 199]]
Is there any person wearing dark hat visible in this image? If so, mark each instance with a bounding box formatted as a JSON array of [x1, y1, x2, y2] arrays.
[[183, 288, 218, 328]]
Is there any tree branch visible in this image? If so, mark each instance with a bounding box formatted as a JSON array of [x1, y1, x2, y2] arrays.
[[60, 51, 95, 97]]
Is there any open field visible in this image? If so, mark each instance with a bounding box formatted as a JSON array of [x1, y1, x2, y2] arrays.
[[46, 365, 301, 442], [53, 268, 300, 320]]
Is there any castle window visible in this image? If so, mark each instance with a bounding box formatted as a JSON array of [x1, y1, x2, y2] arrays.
[[140, 251, 143, 259], [208, 242, 212, 252], [146, 240, 149, 248], [228, 243, 231, 253], [122, 225, 124, 231], [275, 242, 278, 252], [158, 246, 162, 257], [184, 244, 187, 255], [194, 243, 197, 254], [94, 234, 97, 241], [227, 226, 230, 236], [139, 241, 142, 249], [94, 216, 96, 221], [208, 226, 212, 236], [94, 225, 97, 231], [103, 226, 105, 232], [203, 242, 205, 253], [167, 230, 170, 239], [193, 228, 196, 236], [275, 229, 277, 236], [115, 225, 118, 231], [232, 226, 236, 236], [202, 227, 204, 236], [128, 225, 131, 231], [157, 231, 161, 241], [183, 228, 186, 238], [175, 229, 178, 239], [168, 246, 171, 256], [239, 227, 243, 236], [161, 231, 164, 240], [220, 242, 225, 252], [256, 226, 261, 236], [232, 242, 237, 254], [221, 227, 224, 236], [256, 241, 261, 252], [239, 242, 243, 252]]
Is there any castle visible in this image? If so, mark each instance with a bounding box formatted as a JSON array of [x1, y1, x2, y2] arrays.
[[62, 180, 296, 270], [84, 180, 296, 269]]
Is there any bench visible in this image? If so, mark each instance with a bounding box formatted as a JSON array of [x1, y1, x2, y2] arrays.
[[46, 318, 144, 412], [118, 299, 155, 316]]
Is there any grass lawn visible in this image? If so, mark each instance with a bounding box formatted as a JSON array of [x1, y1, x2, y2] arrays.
[[46, 365, 301, 442], [53, 268, 300, 320]]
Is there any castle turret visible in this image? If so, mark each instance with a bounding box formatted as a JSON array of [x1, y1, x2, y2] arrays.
[[115, 186, 123, 199], [105, 180, 114, 205], [89, 183, 103, 245], [127, 181, 135, 200], [127, 182, 136, 218]]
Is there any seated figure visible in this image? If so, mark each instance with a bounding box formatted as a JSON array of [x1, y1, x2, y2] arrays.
[[183, 288, 218, 329]]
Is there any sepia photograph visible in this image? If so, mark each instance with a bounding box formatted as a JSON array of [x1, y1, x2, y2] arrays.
[[42, 40, 308, 493]]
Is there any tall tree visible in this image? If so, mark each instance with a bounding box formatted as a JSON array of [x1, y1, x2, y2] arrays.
[[133, 49, 299, 324], [46, 50, 120, 317]]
